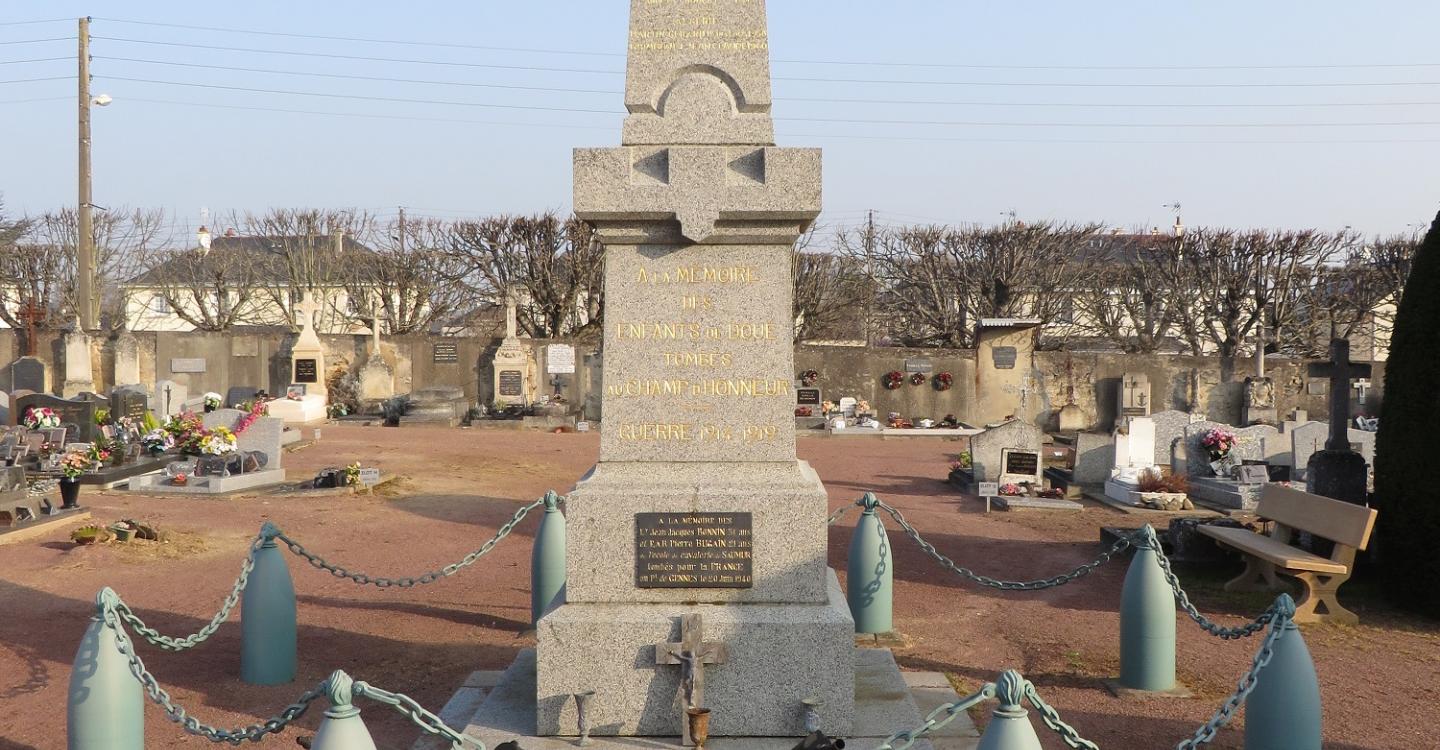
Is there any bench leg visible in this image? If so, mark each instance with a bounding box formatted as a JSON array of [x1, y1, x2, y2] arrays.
[[1290, 571, 1358, 626], [1224, 556, 1282, 593]]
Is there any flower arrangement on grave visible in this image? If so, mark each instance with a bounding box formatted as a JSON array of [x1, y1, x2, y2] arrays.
[[800, 369, 820, 387], [794, 406, 813, 417], [821, 400, 836, 416], [883, 371, 904, 390], [1201, 427, 1237, 461], [909, 372, 927, 386], [199, 426, 237, 455], [141, 429, 175, 456], [59, 452, 91, 480], [93, 408, 111, 426], [1037, 487, 1065, 499], [999, 483, 1023, 496], [87, 441, 112, 466], [940, 414, 960, 427], [327, 402, 350, 418], [232, 400, 268, 435], [203, 392, 223, 412], [955, 451, 972, 468], [856, 399, 871, 416], [165, 412, 207, 455], [22, 406, 60, 430], [933, 372, 953, 391], [344, 462, 362, 486]]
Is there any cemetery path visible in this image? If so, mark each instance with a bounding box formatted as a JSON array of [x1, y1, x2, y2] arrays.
[[0, 426, 1431, 749]]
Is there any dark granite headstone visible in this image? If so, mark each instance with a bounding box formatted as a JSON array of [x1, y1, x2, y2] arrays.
[[109, 388, 149, 423], [13, 393, 96, 442], [1305, 339, 1371, 505], [225, 386, 261, 408], [11, 357, 44, 393]]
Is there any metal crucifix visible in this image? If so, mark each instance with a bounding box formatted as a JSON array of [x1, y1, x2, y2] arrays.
[[655, 614, 727, 745]]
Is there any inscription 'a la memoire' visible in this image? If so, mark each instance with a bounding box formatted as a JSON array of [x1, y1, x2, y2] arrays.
[[636, 266, 759, 285]]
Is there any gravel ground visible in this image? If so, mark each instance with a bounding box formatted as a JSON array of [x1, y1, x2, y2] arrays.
[[0, 425, 1433, 749]]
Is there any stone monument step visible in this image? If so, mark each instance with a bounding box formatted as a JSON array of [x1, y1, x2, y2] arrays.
[[420, 648, 977, 750], [127, 468, 287, 495], [1186, 477, 1264, 513]]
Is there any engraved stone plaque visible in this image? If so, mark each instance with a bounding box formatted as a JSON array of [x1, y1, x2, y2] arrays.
[[433, 341, 459, 364], [294, 359, 318, 384], [635, 512, 753, 588]]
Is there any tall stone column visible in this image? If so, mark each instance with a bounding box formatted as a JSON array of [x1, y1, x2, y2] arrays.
[[536, 0, 853, 738], [61, 317, 95, 398]]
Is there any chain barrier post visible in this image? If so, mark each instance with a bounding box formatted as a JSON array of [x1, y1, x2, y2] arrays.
[[847, 492, 894, 634], [241, 522, 297, 685], [531, 491, 567, 625], [309, 671, 379, 750], [67, 588, 143, 750], [975, 671, 1043, 750], [1118, 525, 1177, 691], [1244, 595, 1320, 750]]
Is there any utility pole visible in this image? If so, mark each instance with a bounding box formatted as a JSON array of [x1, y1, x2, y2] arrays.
[[863, 209, 876, 347], [77, 16, 97, 331]]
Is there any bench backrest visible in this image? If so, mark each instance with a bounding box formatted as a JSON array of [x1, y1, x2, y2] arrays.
[[1257, 484, 1378, 551]]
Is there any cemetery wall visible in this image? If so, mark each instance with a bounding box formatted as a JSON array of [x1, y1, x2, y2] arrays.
[[795, 345, 977, 420]]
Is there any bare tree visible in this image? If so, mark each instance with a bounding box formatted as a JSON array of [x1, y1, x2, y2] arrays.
[[18, 206, 169, 331], [235, 208, 377, 330], [1072, 233, 1190, 353], [131, 240, 261, 331], [1282, 231, 1419, 357], [792, 250, 863, 342], [343, 216, 469, 334], [444, 213, 603, 338]]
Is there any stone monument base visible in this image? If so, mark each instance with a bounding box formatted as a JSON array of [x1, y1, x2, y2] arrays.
[[421, 646, 978, 750], [129, 468, 286, 495], [1187, 477, 1263, 512], [536, 569, 854, 737], [267, 395, 326, 426]]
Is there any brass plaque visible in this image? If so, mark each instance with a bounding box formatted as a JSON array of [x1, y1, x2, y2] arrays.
[[635, 512, 753, 588]]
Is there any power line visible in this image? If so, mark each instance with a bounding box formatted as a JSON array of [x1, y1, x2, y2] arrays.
[[101, 76, 622, 114], [111, 97, 1440, 144], [0, 19, 71, 27], [0, 56, 70, 65], [0, 95, 68, 104], [92, 36, 625, 75], [96, 56, 1440, 110], [96, 56, 618, 95], [0, 75, 73, 85], [92, 17, 1440, 73], [0, 37, 70, 45]]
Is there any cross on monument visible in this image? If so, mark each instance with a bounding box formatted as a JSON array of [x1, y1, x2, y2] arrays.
[[654, 614, 727, 745], [504, 293, 519, 340], [295, 291, 324, 332], [369, 312, 383, 355], [1308, 338, 1371, 452]]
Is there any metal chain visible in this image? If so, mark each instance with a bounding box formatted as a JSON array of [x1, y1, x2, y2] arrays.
[[1023, 683, 1101, 750], [872, 682, 997, 750], [277, 497, 548, 588], [1174, 601, 1294, 749], [99, 592, 328, 744], [825, 505, 852, 526], [355, 680, 486, 749], [876, 500, 1138, 590], [113, 530, 266, 651], [1135, 528, 1276, 639]]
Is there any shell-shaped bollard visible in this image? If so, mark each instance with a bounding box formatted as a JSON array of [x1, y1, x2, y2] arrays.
[[241, 537, 297, 685], [68, 590, 143, 750], [1245, 595, 1321, 750], [847, 493, 894, 634], [1118, 526, 1176, 691], [975, 671, 1043, 750], [532, 491, 568, 625], [310, 671, 379, 750]]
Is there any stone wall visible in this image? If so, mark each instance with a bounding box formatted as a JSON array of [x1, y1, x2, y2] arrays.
[[794, 345, 977, 421]]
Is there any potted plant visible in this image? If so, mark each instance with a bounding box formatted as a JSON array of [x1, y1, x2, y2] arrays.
[[141, 428, 174, 457], [70, 525, 112, 545], [1137, 469, 1193, 511], [1201, 427, 1238, 477], [58, 452, 90, 509], [110, 520, 137, 542], [203, 392, 223, 413]]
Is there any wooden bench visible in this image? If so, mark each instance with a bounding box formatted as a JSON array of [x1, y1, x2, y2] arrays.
[[1198, 484, 1377, 625]]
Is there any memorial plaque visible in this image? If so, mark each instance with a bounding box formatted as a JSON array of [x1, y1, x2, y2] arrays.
[[796, 388, 821, 406], [546, 343, 576, 374], [295, 359, 318, 383], [904, 358, 933, 374], [170, 358, 207, 374], [433, 341, 459, 364], [992, 347, 1018, 370], [1238, 464, 1270, 485], [635, 512, 753, 588], [498, 370, 523, 397], [1002, 450, 1040, 477]]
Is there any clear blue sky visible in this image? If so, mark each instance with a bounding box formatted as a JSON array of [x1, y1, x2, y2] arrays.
[[3, 1, 1438, 239]]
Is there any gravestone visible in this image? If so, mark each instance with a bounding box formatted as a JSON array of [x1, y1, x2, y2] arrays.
[[154, 379, 189, 417], [1149, 410, 1197, 470], [202, 408, 284, 468], [1183, 422, 1280, 477], [11, 357, 45, 393], [225, 386, 261, 408], [534, 0, 851, 740], [109, 387, 149, 424], [999, 447, 1043, 486], [1070, 431, 1115, 485], [0, 390, 8, 426], [1291, 421, 1375, 481], [14, 393, 97, 443], [969, 420, 1045, 482], [492, 298, 531, 407], [290, 292, 327, 399], [61, 318, 95, 398], [113, 332, 141, 388], [1305, 338, 1371, 505], [359, 317, 395, 404], [1118, 372, 1151, 424], [1242, 376, 1278, 426]]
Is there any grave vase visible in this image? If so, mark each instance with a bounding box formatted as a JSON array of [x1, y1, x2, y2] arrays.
[[60, 478, 81, 509]]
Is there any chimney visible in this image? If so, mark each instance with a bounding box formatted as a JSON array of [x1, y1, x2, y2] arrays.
[[332, 229, 345, 255], [1173, 216, 1185, 237], [224, 227, 237, 237], [197, 225, 212, 252]]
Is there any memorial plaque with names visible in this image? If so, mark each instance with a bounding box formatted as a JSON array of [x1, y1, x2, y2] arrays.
[[295, 359, 318, 383], [992, 347, 1018, 370], [170, 357, 207, 374], [796, 388, 821, 406], [1002, 450, 1040, 477], [498, 370, 523, 397], [635, 512, 753, 588], [433, 341, 459, 364], [904, 358, 933, 374]]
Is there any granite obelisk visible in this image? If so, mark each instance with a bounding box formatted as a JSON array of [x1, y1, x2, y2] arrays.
[[536, 0, 853, 737]]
